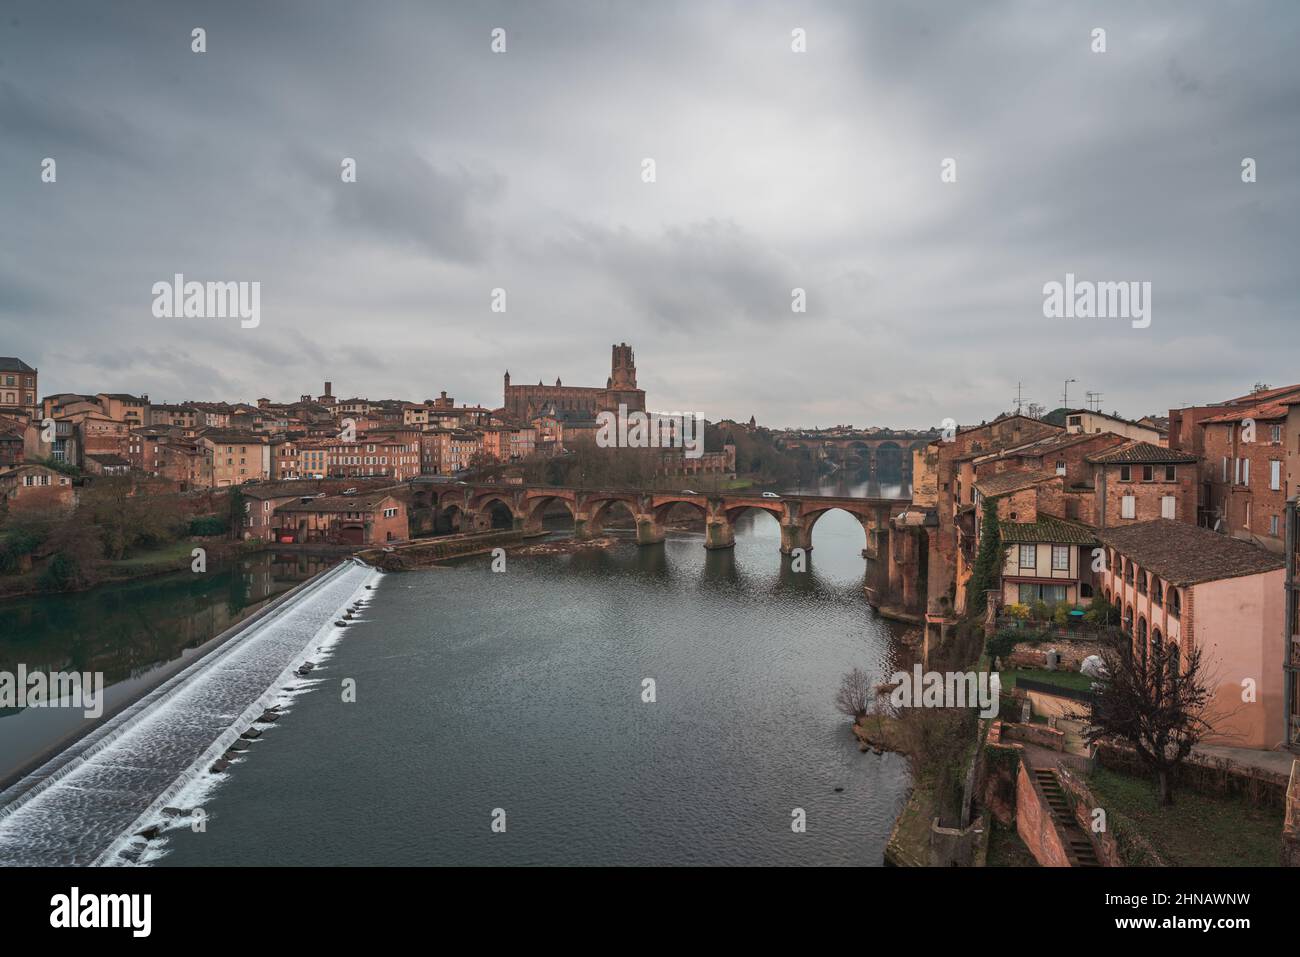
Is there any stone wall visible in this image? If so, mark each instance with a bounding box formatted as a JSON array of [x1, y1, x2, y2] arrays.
[[1005, 637, 1101, 670], [1000, 721, 1066, 752], [1015, 761, 1070, 867], [1055, 765, 1122, 866]]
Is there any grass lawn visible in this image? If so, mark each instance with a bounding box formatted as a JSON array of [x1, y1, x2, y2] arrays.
[[986, 822, 1038, 866], [1086, 766, 1284, 867], [107, 539, 201, 569], [999, 667, 1096, 693]]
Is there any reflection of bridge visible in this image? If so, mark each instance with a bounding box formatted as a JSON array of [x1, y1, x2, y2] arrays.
[[411, 482, 909, 555]]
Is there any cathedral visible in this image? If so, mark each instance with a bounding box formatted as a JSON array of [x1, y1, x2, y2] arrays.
[[502, 343, 646, 423]]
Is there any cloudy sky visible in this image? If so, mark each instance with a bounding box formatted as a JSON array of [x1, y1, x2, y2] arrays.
[[2, 1, 1298, 428]]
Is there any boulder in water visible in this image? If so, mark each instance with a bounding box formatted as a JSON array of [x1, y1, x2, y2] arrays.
[[210, 759, 231, 773], [240, 727, 262, 740]]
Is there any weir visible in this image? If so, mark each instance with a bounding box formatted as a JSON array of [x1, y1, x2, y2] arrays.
[[0, 558, 378, 866]]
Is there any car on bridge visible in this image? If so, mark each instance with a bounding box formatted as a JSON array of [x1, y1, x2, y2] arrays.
[[761, 491, 781, 499], [681, 488, 699, 494]]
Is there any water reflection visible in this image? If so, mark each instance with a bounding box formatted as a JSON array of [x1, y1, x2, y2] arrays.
[[0, 552, 338, 782]]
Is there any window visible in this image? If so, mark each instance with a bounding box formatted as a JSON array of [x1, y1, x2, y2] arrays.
[[1270, 424, 1283, 444], [1222, 457, 1228, 482], [1119, 465, 1132, 482], [1051, 545, 1069, 571], [1142, 465, 1154, 482], [1165, 465, 1176, 481], [1055, 460, 1066, 475], [1169, 589, 1181, 617], [1245, 502, 1251, 529], [1271, 460, 1281, 491], [1243, 458, 1250, 486], [1271, 514, 1280, 536], [1161, 495, 1176, 519], [1121, 495, 1136, 519], [1152, 580, 1163, 606]]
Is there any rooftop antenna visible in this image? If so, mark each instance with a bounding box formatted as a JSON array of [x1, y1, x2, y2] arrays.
[[1012, 381, 1027, 415], [1086, 391, 1103, 412], [1062, 378, 1078, 409]]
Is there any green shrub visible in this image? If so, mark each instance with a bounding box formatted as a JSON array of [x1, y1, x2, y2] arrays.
[[188, 515, 228, 536]]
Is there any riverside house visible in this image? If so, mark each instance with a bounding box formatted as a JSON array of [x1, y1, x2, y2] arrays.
[[1099, 519, 1286, 749], [272, 492, 408, 546]]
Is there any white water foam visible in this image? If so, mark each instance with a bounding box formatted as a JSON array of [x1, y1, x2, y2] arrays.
[[0, 559, 382, 866]]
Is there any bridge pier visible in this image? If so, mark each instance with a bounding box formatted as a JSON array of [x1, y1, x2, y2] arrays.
[[780, 521, 812, 555], [704, 518, 735, 550], [635, 516, 665, 546]]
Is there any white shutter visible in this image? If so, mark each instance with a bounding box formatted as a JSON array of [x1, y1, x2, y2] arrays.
[[1122, 495, 1136, 519], [1161, 495, 1175, 519], [1270, 460, 1281, 491]]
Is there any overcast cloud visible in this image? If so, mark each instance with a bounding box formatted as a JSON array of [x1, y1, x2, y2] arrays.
[[1, 1, 1298, 428]]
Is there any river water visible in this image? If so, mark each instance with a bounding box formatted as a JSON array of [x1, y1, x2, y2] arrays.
[[4, 482, 915, 866]]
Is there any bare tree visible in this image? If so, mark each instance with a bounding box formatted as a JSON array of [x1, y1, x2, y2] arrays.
[[834, 667, 872, 721], [1081, 630, 1216, 806]]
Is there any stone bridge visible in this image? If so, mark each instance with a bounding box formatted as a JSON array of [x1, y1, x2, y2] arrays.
[[410, 481, 908, 556], [776, 433, 938, 479]]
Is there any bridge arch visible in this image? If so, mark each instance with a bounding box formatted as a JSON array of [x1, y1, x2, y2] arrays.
[[523, 494, 576, 531], [653, 497, 707, 524], [586, 495, 640, 536], [474, 496, 516, 530], [802, 505, 871, 545], [436, 502, 464, 534]]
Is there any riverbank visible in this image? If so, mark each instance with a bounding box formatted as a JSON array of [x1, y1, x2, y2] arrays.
[[0, 540, 359, 602]]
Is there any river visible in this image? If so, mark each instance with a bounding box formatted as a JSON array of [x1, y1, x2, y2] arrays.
[[4, 481, 915, 866]]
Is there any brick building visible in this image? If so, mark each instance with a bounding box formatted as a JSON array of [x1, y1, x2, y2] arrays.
[[273, 492, 408, 545], [0, 464, 75, 512], [502, 343, 645, 423], [200, 431, 270, 486], [0, 357, 38, 420], [900, 414, 1062, 620], [1099, 520, 1285, 749], [1086, 441, 1198, 530], [1200, 397, 1297, 552]]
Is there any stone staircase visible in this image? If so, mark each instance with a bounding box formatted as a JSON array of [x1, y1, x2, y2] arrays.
[[1032, 768, 1100, 867]]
